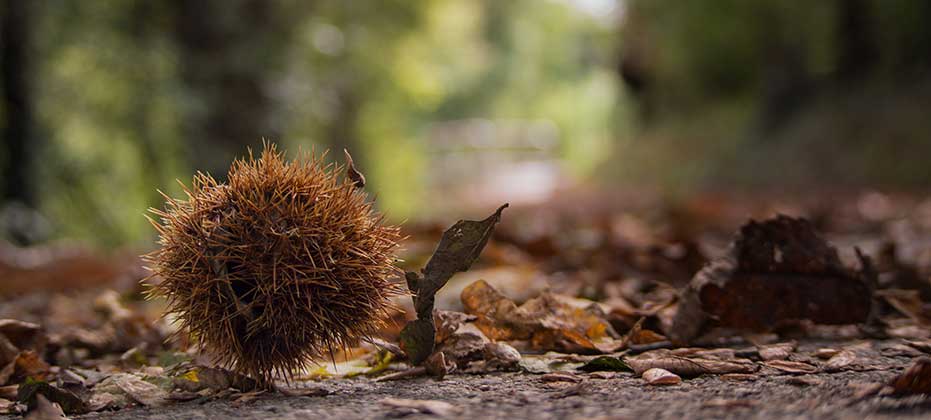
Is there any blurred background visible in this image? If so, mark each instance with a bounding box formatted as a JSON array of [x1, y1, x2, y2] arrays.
[[1, 0, 930, 248]]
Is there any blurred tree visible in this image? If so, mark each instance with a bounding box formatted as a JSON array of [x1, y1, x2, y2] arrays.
[[1, 0, 36, 207], [169, 0, 311, 178]]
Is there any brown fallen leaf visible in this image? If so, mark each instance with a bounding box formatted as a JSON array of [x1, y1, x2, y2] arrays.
[[436, 323, 488, 365], [0, 361, 13, 386], [813, 348, 840, 359], [24, 394, 68, 420], [0, 397, 14, 414], [16, 382, 87, 415], [625, 318, 667, 346], [642, 368, 680, 385], [822, 342, 877, 372], [757, 342, 796, 361], [763, 360, 818, 374], [905, 339, 931, 353], [669, 216, 873, 344], [13, 351, 51, 382], [173, 366, 259, 393], [424, 351, 453, 379], [626, 355, 757, 377], [0, 384, 16, 400], [541, 372, 583, 383], [887, 357, 931, 396], [483, 342, 521, 370], [434, 310, 476, 344], [381, 398, 459, 417], [0, 319, 45, 359], [95, 373, 167, 407]]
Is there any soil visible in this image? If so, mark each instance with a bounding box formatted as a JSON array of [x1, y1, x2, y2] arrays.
[[9, 339, 928, 420]]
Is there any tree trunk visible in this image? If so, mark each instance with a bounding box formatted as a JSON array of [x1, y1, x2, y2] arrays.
[[1, 0, 35, 206], [169, 0, 297, 177]]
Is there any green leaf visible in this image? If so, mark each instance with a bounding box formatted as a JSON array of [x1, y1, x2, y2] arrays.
[[577, 356, 631, 372]]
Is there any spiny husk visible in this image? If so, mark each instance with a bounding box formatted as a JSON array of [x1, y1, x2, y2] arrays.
[[144, 144, 402, 384]]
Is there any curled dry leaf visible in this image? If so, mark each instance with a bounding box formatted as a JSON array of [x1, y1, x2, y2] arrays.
[[436, 323, 488, 365], [343, 149, 366, 189], [757, 342, 797, 361], [483, 342, 521, 370], [424, 351, 453, 379], [762, 360, 818, 374], [24, 394, 68, 420], [434, 310, 476, 344], [401, 204, 508, 365], [17, 381, 87, 415], [0, 397, 14, 414], [669, 216, 873, 344], [887, 357, 931, 396], [642, 368, 681, 385], [541, 372, 583, 383], [95, 373, 168, 407], [625, 318, 667, 346], [813, 348, 840, 359], [0, 319, 46, 360], [173, 366, 259, 393], [626, 355, 757, 377]]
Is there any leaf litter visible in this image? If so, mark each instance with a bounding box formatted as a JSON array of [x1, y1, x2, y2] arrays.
[[4, 192, 931, 416]]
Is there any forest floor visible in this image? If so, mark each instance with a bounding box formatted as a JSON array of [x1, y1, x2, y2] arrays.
[[60, 339, 930, 420], [3, 189, 931, 419]]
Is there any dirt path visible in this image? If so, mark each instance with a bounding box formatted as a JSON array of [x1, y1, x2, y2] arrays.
[[27, 339, 928, 420]]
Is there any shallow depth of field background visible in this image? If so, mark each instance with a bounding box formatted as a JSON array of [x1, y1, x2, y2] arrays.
[[1, 0, 930, 248]]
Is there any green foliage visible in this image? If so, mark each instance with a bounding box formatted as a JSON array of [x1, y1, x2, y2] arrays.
[[9, 0, 617, 246]]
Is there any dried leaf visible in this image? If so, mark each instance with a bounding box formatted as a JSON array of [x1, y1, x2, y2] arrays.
[[763, 360, 818, 374], [757, 342, 796, 361], [437, 323, 488, 364], [625, 318, 667, 346], [541, 372, 583, 383], [434, 310, 476, 344], [343, 149, 366, 189], [813, 348, 840, 359], [381, 398, 459, 417], [24, 394, 68, 420], [0, 319, 45, 358], [670, 216, 872, 344], [642, 368, 681, 385], [626, 356, 757, 377], [424, 351, 452, 379], [0, 397, 14, 414], [173, 366, 258, 393], [401, 204, 508, 365], [887, 357, 931, 396], [483, 342, 521, 370], [95, 373, 167, 407], [17, 381, 88, 414]]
